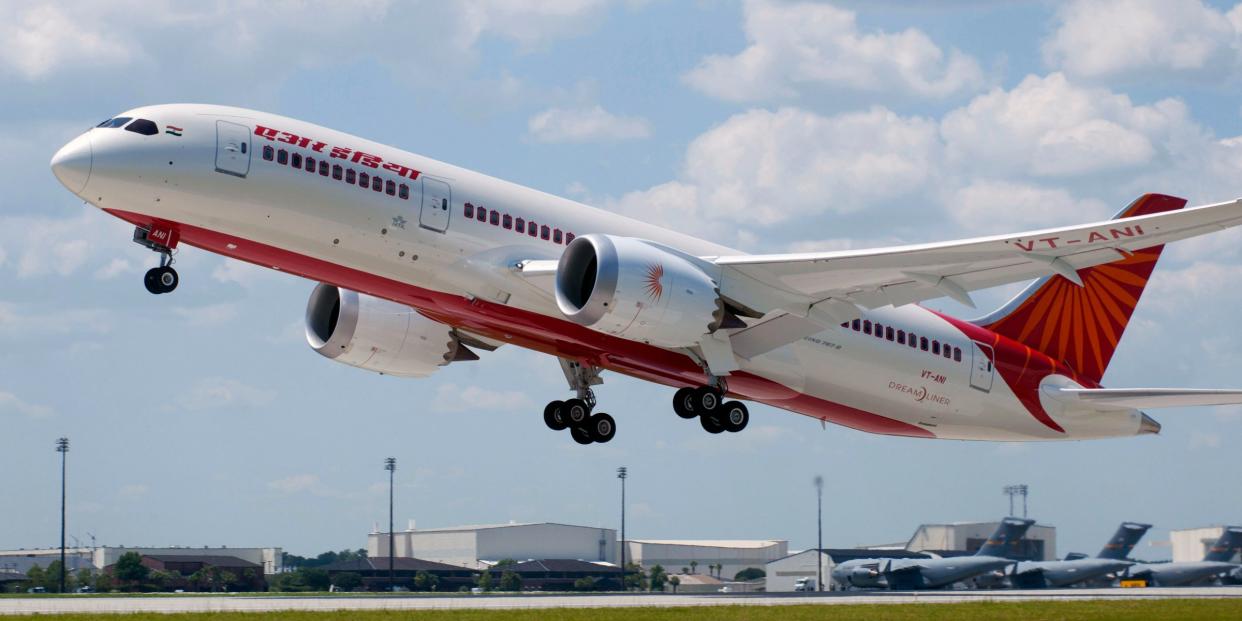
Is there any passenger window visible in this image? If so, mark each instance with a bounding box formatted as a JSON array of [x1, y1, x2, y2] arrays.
[[909, 334, 918, 348], [277, 149, 288, 165], [372, 176, 382, 191], [398, 184, 409, 200], [885, 327, 894, 341], [863, 320, 872, 335], [477, 207, 487, 222], [292, 153, 303, 168], [920, 337, 929, 351], [386, 180, 396, 196], [553, 229, 563, 244], [953, 347, 962, 362], [464, 203, 474, 218], [305, 156, 316, 172], [528, 221, 538, 237], [359, 171, 369, 187], [851, 319, 860, 331], [124, 119, 159, 135], [319, 161, 329, 176], [503, 214, 512, 229], [566, 233, 575, 244], [541, 226, 550, 239], [515, 218, 525, 233], [262, 145, 274, 161], [944, 347, 952, 360], [932, 341, 940, 355], [874, 323, 885, 338], [345, 168, 355, 184], [897, 330, 905, 345], [490, 211, 500, 226], [333, 164, 343, 180]]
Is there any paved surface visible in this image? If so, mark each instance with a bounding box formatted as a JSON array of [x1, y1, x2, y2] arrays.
[[2, 587, 1241, 615]]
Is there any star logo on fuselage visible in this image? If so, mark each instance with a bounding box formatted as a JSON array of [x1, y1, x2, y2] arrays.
[[392, 215, 407, 229]]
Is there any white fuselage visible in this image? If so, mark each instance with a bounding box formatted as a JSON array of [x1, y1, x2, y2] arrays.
[[53, 104, 1150, 441]]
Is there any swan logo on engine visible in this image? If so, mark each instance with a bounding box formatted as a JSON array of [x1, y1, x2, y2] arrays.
[[644, 264, 664, 302]]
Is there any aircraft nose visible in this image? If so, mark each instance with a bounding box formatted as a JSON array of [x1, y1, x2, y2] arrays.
[[50, 132, 92, 194]]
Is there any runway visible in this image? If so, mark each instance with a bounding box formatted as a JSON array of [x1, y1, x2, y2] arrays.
[[2, 587, 1241, 615]]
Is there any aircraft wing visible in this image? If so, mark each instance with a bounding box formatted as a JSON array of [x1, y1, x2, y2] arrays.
[[712, 196, 1242, 320], [1045, 387, 1242, 409]]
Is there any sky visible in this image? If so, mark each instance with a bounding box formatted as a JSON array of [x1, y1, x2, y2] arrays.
[[2, 0, 1242, 562]]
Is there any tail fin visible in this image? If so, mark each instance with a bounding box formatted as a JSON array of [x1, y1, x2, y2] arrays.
[[1203, 526, 1242, 562], [977, 193, 1186, 383], [976, 517, 1035, 557], [1097, 522, 1151, 560]]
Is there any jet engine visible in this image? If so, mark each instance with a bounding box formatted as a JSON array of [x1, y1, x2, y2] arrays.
[[554, 234, 728, 347], [304, 283, 475, 377]]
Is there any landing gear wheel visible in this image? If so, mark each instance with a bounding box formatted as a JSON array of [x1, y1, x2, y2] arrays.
[[543, 401, 567, 431], [700, 412, 725, 434], [693, 386, 721, 412], [721, 401, 749, 433], [673, 387, 697, 419], [587, 413, 616, 443], [564, 398, 591, 426], [570, 425, 594, 445], [144, 266, 179, 294]]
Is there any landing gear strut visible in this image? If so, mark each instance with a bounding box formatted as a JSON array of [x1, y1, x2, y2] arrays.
[[544, 359, 616, 444], [672, 383, 749, 434], [134, 226, 179, 295]]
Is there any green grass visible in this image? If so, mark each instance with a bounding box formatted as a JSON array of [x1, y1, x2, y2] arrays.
[[4, 600, 1242, 620]]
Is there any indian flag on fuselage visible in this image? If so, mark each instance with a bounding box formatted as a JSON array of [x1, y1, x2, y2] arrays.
[[165, 125, 183, 136]]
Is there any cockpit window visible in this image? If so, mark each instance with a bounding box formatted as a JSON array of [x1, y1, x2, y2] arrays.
[[124, 119, 159, 136], [96, 117, 132, 129]]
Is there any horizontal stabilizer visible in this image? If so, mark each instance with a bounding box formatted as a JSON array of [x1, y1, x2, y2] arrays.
[[1046, 387, 1242, 409]]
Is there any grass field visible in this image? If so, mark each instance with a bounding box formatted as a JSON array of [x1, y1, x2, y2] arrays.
[[4, 600, 1242, 620]]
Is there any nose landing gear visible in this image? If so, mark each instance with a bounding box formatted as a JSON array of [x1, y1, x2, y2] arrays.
[[134, 225, 180, 295]]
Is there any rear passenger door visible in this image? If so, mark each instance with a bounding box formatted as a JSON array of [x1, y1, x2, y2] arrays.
[[419, 177, 451, 232], [215, 121, 251, 178]]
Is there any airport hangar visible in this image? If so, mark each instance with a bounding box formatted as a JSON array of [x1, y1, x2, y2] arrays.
[[0, 546, 282, 575], [765, 520, 1056, 591]]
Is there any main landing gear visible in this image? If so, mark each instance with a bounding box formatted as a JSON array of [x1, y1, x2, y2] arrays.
[[134, 226, 179, 295], [544, 359, 615, 444], [672, 385, 749, 434]]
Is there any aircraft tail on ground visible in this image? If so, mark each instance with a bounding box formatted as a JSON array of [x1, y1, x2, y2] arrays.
[[976, 518, 1036, 557], [1097, 522, 1152, 560], [1204, 526, 1242, 562], [978, 194, 1185, 383]]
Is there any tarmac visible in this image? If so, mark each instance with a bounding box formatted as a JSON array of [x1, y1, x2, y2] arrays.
[[2, 586, 1241, 615]]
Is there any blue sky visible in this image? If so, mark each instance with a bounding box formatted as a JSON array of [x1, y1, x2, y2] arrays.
[[3, 0, 1242, 561]]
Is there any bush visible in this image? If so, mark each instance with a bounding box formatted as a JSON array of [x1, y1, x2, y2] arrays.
[[734, 567, 766, 581]]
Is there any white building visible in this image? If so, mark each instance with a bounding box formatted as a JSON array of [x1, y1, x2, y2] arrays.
[[624, 539, 787, 581], [1171, 526, 1241, 562], [0, 546, 283, 575], [903, 521, 1055, 561], [369, 522, 616, 570]]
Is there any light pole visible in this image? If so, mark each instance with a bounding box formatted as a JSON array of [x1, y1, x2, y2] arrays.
[[385, 457, 396, 592], [1003, 484, 1029, 518], [814, 475, 823, 592], [56, 437, 69, 594], [617, 466, 627, 590]]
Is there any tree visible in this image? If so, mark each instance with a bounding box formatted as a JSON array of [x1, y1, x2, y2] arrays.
[[680, 567, 689, 575], [146, 569, 174, 591], [93, 571, 115, 593], [668, 575, 680, 593], [494, 559, 517, 568], [475, 569, 493, 592], [114, 552, 149, 589], [26, 565, 46, 590], [413, 571, 439, 592], [689, 560, 698, 575], [331, 572, 362, 591], [301, 568, 330, 591], [573, 576, 597, 591], [734, 567, 765, 582], [648, 565, 668, 592], [220, 571, 240, 592], [499, 570, 522, 592], [623, 562, 647, 591]]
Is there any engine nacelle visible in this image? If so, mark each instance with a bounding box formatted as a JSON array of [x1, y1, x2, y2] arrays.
[[555, 234, 724, 347], [305, 283, 472, 377]]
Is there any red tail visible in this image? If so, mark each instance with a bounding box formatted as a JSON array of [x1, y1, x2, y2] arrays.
[[981, 194, 1186, 383]]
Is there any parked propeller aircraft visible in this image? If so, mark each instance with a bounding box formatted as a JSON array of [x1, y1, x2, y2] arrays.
[[832, 518, 1035, 589], [50, 105, 1242, 444], [1123, 526, 1242, 586], [1008, 522, 1151, 588]]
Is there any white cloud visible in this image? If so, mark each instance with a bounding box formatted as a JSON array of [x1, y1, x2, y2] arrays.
[[0, 210, 136, 279], [432, 383, 533, 413], [179, 377, 276, 411], [268, 474, 321, 494], [0, 302, 111, 338], [947, 180, 1111, 233], [684, 0, 984, 102], [1188, 430, 1222, 449], [528, 105, 651, 143], [0, 4, 136, 79], [118, 484, 149, 498], [211, 258, 279, 289], [94, 258, 133, 280], [1044, 0, 1242, 81], [0, 390, 54, 418], [172, 303, 239, 327]]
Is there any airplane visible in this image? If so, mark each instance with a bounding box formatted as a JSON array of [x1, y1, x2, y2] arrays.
[[1122, 526, 1242, 587], [1007, 522, 1151, 588], [832, 518, 1034, 589], [48, 104, 1242, 445]]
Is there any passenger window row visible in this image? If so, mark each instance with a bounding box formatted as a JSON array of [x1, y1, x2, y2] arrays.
[[262, 145, 409, 200], [843, 318, 963, 363], [463, 202, 574, 246]]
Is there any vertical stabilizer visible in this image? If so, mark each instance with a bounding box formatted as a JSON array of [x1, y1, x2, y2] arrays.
[[1204, 526, 1242, 562], [976, 518, 1035, 558], [1097, 522, 1151, 560]]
